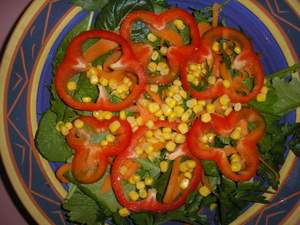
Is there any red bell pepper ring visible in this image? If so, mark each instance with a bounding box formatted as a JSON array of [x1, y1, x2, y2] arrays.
[[120, 8, 201, 85], [54, 30, 147, 112], [66, 116, 132, 184], [220, 51, 265, 103], [111, 120, 202, 212], [187, 109, 265, 181], [181, 27, 264, 102]]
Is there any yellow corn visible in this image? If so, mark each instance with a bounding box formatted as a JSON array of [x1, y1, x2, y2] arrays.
[[56, 121, 64, 131], [234, 46, 241, 54], [147, 62, 158, 73], [186, 160, 196, 169], [151, 51, 160, 61], [82, 97, 92, 103], [150, 84, 159, 93], [166, 141, 177, 152], [157, 62, 168, 71], [234, 103, 242, 111], [256, 93, 266, 102], [160, 161, 169, 172], [145, 176, 154, 186], [206, 103, 215, 114], [219, 94, 230, 106], [223, 79, 231, 88], [180, 178, 190, 189], [146, 120, 154, 129], [178, 123, 189, 134], [199, 186, 211, 197], [207, 133, 215, 143], [139, 189, 148, 199], [90, 74, 99, 85], [120, 166, 128, 175], [174, 133, 186, 144], [173, 79, 182, 86], [145, 145, 154, 154], [166, 97, 177, 108], [148, 102, 160, 113], [100, 139, 108, 146], [200, 135, 208, 144], [186, 99, 197, 108], [106, 134, 115, 143], [64, 122, 73, 130], [230, 127, 241, 140], [67, 81, 77, 91], [109, 120, 121, 133], [230, 153, 240, 163], [201, 113, 211, 123], [119, 208, 130, 217], [168, 112, 177, 122], [179, 90, 188, 99], [103, 111, 113, 120], [212, 41, 220, 52], [224, 107, 233, 116], [160, 46, 168, 55], [193, 104, 204, 114], [184, 172, 192, 179], [155, 109, 163, 117], [128, 191, 139, 201], [179, 162, 189, 172], [100, 77, 108, 86], [174, 106, 185, 117], [109, 79, 117, 89], [136, 181, 146, 190], [146, 130, 154, 138], [135, 146, 144, 156], [120, 110, 127, 120], [231, 162, 242, 172], [87, 67, 98, 77], [181, 110, 191, 122], [60, 126, 69, 136], [174, 19, 185, 30], [147, 33, 158, 42], [208, 76, 216, 85], [261, 86, 268, 94]]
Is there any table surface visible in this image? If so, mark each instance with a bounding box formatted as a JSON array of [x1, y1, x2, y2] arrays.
[[0, 1, 32, 224]]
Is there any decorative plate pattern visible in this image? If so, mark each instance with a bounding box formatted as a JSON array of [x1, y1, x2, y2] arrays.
[[0, 0, 299, 225]]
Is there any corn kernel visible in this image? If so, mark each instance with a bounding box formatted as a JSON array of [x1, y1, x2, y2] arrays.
[[212, 41, 220, 52], [199, 186, 211, 197], [234, 46, 241, 54], [180, 178, 190, 189], [82, 96, 92, 103], [184, 172, 192, 179], [151, 51, 160, 61], [178, 123, 189, 134], [64, 122, 73, 130], [146, 120, 154, 129], [207, 133, 216, 143], [201, 135, 208, 144], [136, 181, 146, 190], [147, 62, 157, 73], [145, 130, 153, 138], [100, 139, 108, 146], [136, 116, 143, 126], [179, 162, 189, 172], [128, 176, 136, 184], [168, 112, 177, 122], [56, 121, 64, 131], [261, 86, 268, 94], [119, 208, 130, 217], [179, 90, 187, 99], [120, 110, 126, 120], [87, 67, 98, 77], [100, 77, 108, 86], [192, 78, 199, 86], [256, 93, 266, 102], [60, 126, 69, 136], [150, 84, 159, 93], [223, 79, 231, 88], [160, 161, 169, 172], [230, 153, 240, 163], [148, 102, 160, 113], [120, 166, 128, 175], [210, 203, 218, 211], [96, 65, 103, 71], [157, 62, 168, 71], [155, 110, 163, 117], [103, 111, 113, 120], [67, 81, 77, 91], [224, 107, 233, 116], [166, 141, 177, 152], [109, 120, 121, 133], [147, 33, 158, 42], [186, 99, 197, 108], [174, 19, 185, 30], [166, 97, 177, 108], [234, 103, 242, 111], [90, 74, 99, 85], [181, 111, 191, 122], [106, 134, 115, 143], [133, 175, 141, 183], [186, 160, 196, 169], [206, 103, 215, 114], [145, 145, 154, 154], [139, 189, 148, 199], [230, 127, 241, 140], [193, 104, 204, 114], [201, 113, 211, 123], [160, 46, 168, 55], [173, 79, 182, 86], [145, 176, 154, 186], [231, 162, 242, 172], [219, 94, 230, 106], [109, 79, 117, 89], [135, 146, 144, 155], [128, 191, 139, 201], [174, 106, 184, 117], [208, 76, 216, 85], [174, 133, 186, 144]]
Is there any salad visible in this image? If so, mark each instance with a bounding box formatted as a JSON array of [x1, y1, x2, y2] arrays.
[[35, 0, 300, 225]]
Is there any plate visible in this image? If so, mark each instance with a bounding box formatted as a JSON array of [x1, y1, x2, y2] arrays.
[[0, 0, 299, 224]]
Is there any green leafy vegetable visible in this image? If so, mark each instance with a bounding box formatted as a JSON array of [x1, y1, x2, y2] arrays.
[[89, 132, 108, 144], [135, 158, 161, 179], [35, 110, 73, 162], [63, 187, 108, 225], [73, 73, 99, 102], [153, 160, 173, 201], [70, 0, 110, 12], [130, 213, 155, 225], [95, 0, 154, 31]]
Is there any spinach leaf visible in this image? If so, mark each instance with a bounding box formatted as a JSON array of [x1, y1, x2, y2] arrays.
[[70, 0, 109, 12], [131, 21, 150, 43], [153, 161, 173, 201], [266, 63, 300, 81], [130, 213, 155, 225], [289, 125, 300, 156], [112, 212, 131, 225], [35, 110, 72, 162], [73, 73, 99, 102], [63, 187, 108, 225], [202, 160, 219, 177], [89, 132, 108, 144], [135, 158, 161, 179], [95, 0, 154, 31]]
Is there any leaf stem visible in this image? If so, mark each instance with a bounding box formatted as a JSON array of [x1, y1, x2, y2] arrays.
[[267, 63, 300, 81]]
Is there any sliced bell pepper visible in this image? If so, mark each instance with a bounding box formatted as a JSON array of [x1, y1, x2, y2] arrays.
[[54, 30, 146, 112], [120, 8, 201, 85], [111, 121, 202, 212], [66, 116, 132, 184], [187, 109, 265, 181]]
